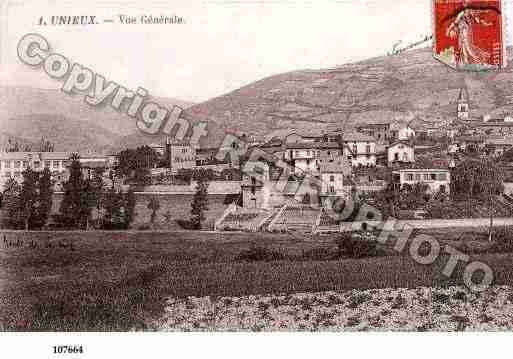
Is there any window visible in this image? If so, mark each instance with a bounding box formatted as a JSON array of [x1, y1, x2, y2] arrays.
[[44, 160, 51, 168], [366, 145, 371, 153], [414, 174, 421, 181], [424, 174, 430, 181], [52, 160, 59, 168], [4, 160, 11, 168], [406, 173, 414, 181], [438, 173, 447, 181], [4, 171, 11, 178], [14, 161, 21, 169], [329, 185, 335, 193], [430, 173, 437, 181], [352, 145, 357, 154], [34, 161, 40, 169], [330, 175, 335, 182], [22, 161, 28, 168]]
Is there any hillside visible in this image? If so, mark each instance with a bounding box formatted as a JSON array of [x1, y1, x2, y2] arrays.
[[182, 46, 513, 147], [0, 86, 194, 152], [5, 46, 513, 152]]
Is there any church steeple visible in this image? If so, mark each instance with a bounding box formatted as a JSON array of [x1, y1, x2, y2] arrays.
[[457, 88, 469, 122]]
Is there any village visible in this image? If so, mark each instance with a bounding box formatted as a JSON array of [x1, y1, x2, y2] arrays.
[[1, 88, 513, 234]]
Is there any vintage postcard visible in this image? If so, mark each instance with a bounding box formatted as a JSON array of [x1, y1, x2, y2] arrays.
[[1, 0, 513, 356]]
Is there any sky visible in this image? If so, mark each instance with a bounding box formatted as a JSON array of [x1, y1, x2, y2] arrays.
[[1, 0, 512, 103]]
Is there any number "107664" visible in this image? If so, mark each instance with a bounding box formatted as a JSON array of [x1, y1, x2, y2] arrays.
[[53, 345, 83, 354]]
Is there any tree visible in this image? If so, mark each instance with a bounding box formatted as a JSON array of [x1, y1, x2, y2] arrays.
[[19, 168, 39, 230], [102, 187, 127, 229], [39, 137, 55, 152], [90, 168, 105, 224], [147, 196, 160, 225], [58, 154, 94, 229], [190, 177, 209, 229], [399, 182, 430, 210], [116, 146, 158, 185], [367, 183, 400, 219], [451, 158, 504, 218], [124, 188, 137, 226], [2, 178, 22, 229], [34, 167, 53, 228]]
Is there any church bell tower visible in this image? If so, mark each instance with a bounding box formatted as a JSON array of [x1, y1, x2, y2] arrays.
[[457, 88, 469, 122]]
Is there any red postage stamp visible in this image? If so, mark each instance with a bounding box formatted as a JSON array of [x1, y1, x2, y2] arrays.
[[433, 0, 507, 70]]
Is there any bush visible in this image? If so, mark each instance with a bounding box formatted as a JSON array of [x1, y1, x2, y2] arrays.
[[236, 246, 286, 262], [336, 233, 378, 259], [491, 227, 513, 252], [100, 220, 129, 230], [176, 219, 200, 230]]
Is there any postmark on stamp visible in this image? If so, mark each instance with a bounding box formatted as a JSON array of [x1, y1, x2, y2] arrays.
[[433, 0, 507, 70]]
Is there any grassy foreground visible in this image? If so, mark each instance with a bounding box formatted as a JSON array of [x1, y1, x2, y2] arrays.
[[0, 230, 512, 331]]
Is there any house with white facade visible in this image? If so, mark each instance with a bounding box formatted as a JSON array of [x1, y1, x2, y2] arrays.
[[390, 122, 416, 141], [319, 162, 351, 209], [356, 123, 391, 143], [283, 141, 348, 177], [392, 168, 451, 194], [0, 151, 70, 190], [342, 132, 377, 167], [387, 141, 415, 164], [167, 140, 197, 172]]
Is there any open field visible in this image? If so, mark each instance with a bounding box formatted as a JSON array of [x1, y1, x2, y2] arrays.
[[1, 229, 513, 331], [153, 285, 513, 331]]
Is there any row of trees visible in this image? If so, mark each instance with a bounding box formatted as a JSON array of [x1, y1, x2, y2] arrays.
[[116, 146, 159, 185], [3, 137, 55, 153], [2, 154, 137, 230], [2, 168, 53, 230]]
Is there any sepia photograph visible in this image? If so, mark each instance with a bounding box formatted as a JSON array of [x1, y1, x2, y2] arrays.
[[1, 0, 513, 356]]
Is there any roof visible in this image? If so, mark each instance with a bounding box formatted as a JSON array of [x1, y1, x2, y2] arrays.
[[356, 123, 390, 129], [393, 168, 450, 173], [455, 135, 486, 143], [458, 87, 469, 102], [0, 151, 71, 160], [342, 132, 375, 142], [389, 121, 411, 131], [79, 161, 107, 168], [486, 137, 513, 146], [168, 140, 193, 146], [319, 161, 347, 173], [388, 140, 414, 148], [286, 141, 341, 150], [478, 121, 513, 127]]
